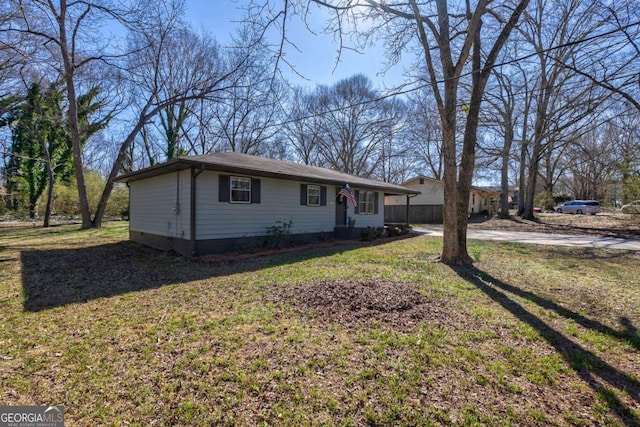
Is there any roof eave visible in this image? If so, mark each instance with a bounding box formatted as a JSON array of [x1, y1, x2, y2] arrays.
[[116, 158, 419, 196]]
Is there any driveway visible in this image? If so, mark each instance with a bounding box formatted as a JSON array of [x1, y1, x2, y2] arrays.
[[414, 226, 640, 251]]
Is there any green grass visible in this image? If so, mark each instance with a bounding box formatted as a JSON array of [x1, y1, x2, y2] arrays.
[[0, 222, 639, 425]]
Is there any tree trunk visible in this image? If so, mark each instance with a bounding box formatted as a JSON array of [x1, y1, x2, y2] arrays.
[[42, 144, 55, 228], [434, 0, 529, 263], [522, 139, 542, 220], [57, 1, 93, 229], [439, 76, 463, 263], [517, 139, 527, 216], [522, 108, 547, 220], [499, 124, 514, 218], [451, 23, 485, 265], [92, 118, 147, 228], [440, 119, 461, 263], [516, 86, 531, 217]]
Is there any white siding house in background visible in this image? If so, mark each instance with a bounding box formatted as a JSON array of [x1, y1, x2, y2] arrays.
[[117, 152, 417, 256], [385, 176, 499, 224]]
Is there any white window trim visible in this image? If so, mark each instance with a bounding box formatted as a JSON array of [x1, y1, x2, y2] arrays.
[[307, 184, 321, 206], [230, 176, 251, 204], [358, 190, 375, 215]]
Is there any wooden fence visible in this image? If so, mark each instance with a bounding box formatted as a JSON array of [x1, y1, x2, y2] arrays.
[[384, 204, 443, 224]]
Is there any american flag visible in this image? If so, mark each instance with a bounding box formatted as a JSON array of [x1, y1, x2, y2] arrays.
[[339, 185, 357, 206]]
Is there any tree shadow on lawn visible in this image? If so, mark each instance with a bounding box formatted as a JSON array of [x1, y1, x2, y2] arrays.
[[467, 251, 640, 351], [541, 246, 636, 260], [505, 215, 640, 239], [452, 264, 640, 425], [20, 238, 387, 312]]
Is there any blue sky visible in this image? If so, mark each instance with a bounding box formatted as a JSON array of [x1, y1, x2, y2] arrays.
[[183, 1, 408, 90]]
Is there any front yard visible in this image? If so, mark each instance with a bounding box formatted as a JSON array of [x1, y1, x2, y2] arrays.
[[0, 222, 638, 425]]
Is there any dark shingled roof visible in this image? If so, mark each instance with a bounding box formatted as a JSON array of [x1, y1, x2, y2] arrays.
[[116, 152, 418, 195]]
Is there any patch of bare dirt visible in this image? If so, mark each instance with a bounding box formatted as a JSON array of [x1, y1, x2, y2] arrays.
[[270, 279, 448, 331], [468, 210, 640, 239]]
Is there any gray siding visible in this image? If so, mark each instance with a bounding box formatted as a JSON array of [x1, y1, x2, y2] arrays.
[[351, 191, 384, 228], [129, 170, 191, 239], [128, 170, 386, 243], [195, 172, 337, 240]]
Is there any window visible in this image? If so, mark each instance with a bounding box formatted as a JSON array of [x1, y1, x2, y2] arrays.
[[300, 184, 326, 206], [231, 176, 251, 203], [358, 190, 376, 214], [307, 185, 321, 206], [419, 178, 425, 185], [219, 175, 260, 204]]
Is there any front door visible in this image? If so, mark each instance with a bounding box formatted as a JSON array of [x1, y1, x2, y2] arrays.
[[335, 189, 346, 226]]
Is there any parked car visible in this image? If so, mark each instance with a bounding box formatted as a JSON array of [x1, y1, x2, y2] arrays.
[[621, 200, 640, 214], [555, 200, 600, 215]]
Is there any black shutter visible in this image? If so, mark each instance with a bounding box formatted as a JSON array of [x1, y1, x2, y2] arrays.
[[219, 175, 230, 202], [300, 184, 307, 205], [374, 191, 379, 214], [354, 190, 360, 214], [320, 186, 327, 206], [251, 178, 261, 204]]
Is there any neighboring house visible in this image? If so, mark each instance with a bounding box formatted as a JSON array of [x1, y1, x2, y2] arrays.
[[481, 185, 519, 209], [385, 176, 499, 224], [116, 152, 417, 256]]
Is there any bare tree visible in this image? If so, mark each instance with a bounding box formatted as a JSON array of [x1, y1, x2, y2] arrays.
[[3, 0, 125, 227], [481, 65, 522, 218], [558, 2, 640, 114], [560, 126, 620, 201], [376, 97, 411, 183], [406, 86, 445, 180], [311, 74, 400, 177], [613, 110, 640, 203], [512, 0, 601, 217], [285, 77, 409, 182], [209, 25, 286, 156], [294, 0, 530, 263], [128, 26, 223, 163], [92, 1, 238, 227], [283, 86, 323, 165], [374, 103, 417, 184], [513, 0, 640, 218], [3, 0, 241, 228]]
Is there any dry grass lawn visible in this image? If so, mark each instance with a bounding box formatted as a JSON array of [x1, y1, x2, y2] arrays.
[[0, 221, 638, 426], [468, 210, 640, 239]]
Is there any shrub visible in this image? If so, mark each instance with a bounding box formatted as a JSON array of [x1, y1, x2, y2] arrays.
[[535, 191, 555, 211], [264, 219, 293, 248], [387, 226, 401, 237], [360, 226, 385, 241]]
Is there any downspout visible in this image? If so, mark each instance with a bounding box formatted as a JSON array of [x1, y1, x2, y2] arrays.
[[190, 166, 205, 256], [406, 193, 418, 226], [126, 182, 130, 226]]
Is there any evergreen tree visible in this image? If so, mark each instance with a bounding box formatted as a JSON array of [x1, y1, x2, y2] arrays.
[[0, 83, 107, 223], [1, 83, 65, 218]]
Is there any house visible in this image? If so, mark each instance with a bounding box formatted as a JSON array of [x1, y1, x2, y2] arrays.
[[384, 176, 499, 224], [116, 152, 418, 256], [480, 185, 519, 209]]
